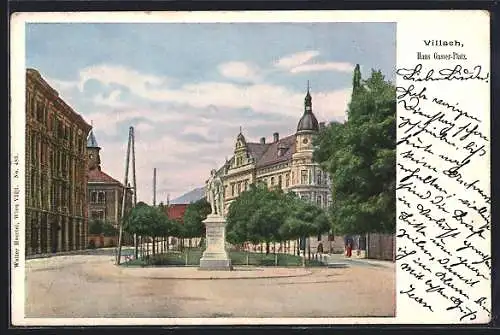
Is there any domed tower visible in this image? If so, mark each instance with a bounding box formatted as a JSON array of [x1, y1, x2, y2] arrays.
[[295, 82, 319, 155], [291, 83, 321, 197], [296, 83, 319, 153], [87, 128, 101, 171]]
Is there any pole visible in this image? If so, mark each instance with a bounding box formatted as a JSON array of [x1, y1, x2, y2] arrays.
[[131, 127, 138, 259], [153, 168, 157, 206], [116, 126, 132, 265]]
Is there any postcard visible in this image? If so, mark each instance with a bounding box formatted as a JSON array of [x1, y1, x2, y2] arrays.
[[10, 10, 490, 325]]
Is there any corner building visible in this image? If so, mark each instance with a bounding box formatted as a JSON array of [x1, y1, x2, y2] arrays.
[[218, 88, 334, 251], [25, 69, 92, 256]]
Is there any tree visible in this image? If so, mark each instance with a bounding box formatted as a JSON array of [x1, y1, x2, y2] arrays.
[[227, 183, 287, 253], [183, 198, 211, 248], [279, 194, 330, 259], [313, 66, 396, 235], [123, 202, 171, 258]]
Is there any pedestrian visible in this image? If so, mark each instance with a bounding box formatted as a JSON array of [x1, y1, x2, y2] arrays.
[[346, 241, 352, 258], [317, 242, 323, 255]]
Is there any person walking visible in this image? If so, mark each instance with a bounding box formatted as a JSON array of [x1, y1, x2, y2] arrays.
[[346, 241, 352, 258]]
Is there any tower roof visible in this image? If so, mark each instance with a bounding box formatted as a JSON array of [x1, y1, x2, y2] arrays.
[[297, 83, 319, 133], [87, 129, 99, 148]]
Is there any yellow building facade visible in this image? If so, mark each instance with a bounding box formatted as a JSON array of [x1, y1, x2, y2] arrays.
[[211, 88, 338, 253]]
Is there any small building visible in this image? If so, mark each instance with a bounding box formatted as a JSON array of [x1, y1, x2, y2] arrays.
[[86, 129, 133, 247], [165, 204, 189, 223]]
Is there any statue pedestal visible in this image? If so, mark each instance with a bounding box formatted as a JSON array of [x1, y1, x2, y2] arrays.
[[199, 214, 232, 271]]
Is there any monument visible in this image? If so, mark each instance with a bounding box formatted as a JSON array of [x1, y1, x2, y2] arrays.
[[199, 169, 233, 270]]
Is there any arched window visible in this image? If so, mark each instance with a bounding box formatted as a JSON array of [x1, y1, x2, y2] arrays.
[[91, 191, 97, 203], [270, 177, 275, 186]]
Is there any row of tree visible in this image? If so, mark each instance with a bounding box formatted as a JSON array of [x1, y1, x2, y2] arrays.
[[123, 199, 211, 259], [226, 183, 330, 255], [121, 184, 329, 259]]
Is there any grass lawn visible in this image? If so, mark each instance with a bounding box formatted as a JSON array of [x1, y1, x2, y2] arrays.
[[123, 248, 325, 267]]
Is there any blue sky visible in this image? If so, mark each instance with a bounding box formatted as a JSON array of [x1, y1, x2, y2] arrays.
[[26, 22, 395, 202]]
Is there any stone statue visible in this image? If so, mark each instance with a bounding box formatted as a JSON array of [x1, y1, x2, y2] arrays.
[[207, 169, 224, 216]]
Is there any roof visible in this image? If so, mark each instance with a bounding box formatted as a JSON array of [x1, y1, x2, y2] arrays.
[[297, 111, 319, 132], [165, 204, 189, 222], [87, 130, 99, 148], [255, 134, 296, 168], [88, 168, 122, 185], [27, 68, 92, 133], [247, 142, 271, 161]]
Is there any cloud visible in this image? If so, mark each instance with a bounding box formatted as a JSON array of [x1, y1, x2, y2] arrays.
[[275, 50, 354, 74], [290, 62, 354, 74], [70, 64, 348, 122], [78, 64, 168, 93], [38, 60, 351, 201], [135, 122, 155, 133], [218, 61, 261, 82], [275, 50, 320, 69], [93, 89, 126, 107]]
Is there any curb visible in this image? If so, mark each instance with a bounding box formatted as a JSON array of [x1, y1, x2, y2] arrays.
[[120, 269, 314, 281]]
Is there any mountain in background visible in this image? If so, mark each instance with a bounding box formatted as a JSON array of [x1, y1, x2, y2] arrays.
[[170, 186, 206, 204]]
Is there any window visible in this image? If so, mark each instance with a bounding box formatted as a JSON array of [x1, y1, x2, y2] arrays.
[[244, 180, 248, 191], [91, 191, 97, 203], [317, 173, 322, 185], [231, 184, 235, 196], [317, 234, 322, 241], [91, 211, 105, 221], [301, 170, 308, 184], [317, 195, 322, 206], [285, 173, 290, 187], [278, 175, 282, 187], [270, 177, 275, 186], [98, 191, 106, 204], [237, 182, 241, 195]]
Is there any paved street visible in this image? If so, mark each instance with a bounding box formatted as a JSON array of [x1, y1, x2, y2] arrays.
[[25, 249, 395, 318]]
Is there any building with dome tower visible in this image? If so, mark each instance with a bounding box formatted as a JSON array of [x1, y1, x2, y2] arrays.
[[210, 84, 344, 253], [86, 128, 133, 234]]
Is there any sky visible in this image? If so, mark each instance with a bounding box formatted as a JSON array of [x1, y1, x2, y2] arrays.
[[26, 22, 395, 203]]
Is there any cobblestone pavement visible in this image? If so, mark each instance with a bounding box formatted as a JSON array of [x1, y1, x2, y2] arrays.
[[25, 250, 395, 319]]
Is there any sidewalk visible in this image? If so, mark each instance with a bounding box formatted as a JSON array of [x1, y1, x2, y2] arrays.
[[325, 253, 395, 269], [26, 247, 134, 260]]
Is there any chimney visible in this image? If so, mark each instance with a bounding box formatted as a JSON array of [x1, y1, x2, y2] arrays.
[[273, 132, 279, 142], [319, 122, 326, 130], [260, 137, 266, 144]]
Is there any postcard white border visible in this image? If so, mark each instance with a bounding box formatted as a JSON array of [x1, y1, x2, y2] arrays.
[[10, 10, 490, 326]]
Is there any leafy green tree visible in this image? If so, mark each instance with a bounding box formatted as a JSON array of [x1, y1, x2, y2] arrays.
[[123, 202, 171, 258], [313, 66, 396, 235], [279, 194, 330, 258], [183, 198, 211, 248]]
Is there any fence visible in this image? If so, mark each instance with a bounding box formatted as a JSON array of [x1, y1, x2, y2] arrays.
[[366, 233, 395, 261]]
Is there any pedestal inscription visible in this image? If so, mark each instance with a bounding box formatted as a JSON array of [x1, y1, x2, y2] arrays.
[[199, 214, 232, 271]]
